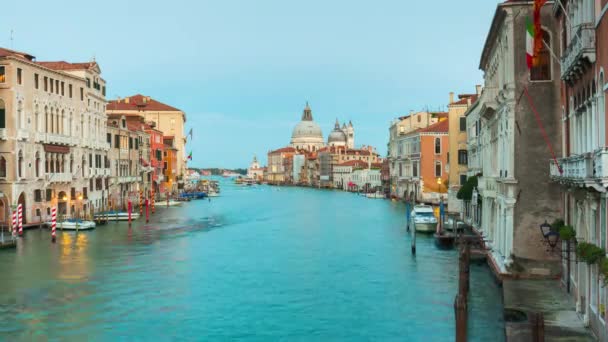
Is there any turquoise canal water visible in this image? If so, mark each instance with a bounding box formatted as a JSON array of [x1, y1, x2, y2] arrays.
[[0, 179, 504, 341]]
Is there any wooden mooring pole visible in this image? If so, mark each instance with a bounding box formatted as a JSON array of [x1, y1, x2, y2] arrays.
[[530, 312, 545, 342], [454, 242, 470, 342]]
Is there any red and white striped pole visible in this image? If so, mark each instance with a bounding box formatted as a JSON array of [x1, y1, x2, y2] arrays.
[[11, 209, 17, 238], [51, 207, 57, 243], [151, 190, 155, 214], [145, 199, 150, 223], [139, 190, 143, 216], [128, 200, 132, 226], [17, 203, 23, 236]]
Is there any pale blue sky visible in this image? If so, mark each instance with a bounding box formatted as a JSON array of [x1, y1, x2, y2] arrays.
[[3, 0, 500, 168]]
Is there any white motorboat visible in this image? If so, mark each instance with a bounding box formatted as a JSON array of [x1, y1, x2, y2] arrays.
[[410, 205, 438, 233], [207, 190, 220, 197], [94, 211, 140, 221], [163, 200, 183, 207], [46, 219, 96, 230], [366, 192, 385, 199]]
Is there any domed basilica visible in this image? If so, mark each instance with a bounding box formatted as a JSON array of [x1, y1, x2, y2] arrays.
[[290, 103, 354, 152]]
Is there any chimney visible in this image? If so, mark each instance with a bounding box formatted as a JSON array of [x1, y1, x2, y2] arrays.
[[449, 92, 454, 104], [467, 98, 472, 106], [125, 97, 130, 104], [476, 85, 482, 96], [117, 96, 121, 102], [146, 96, 151, 102]]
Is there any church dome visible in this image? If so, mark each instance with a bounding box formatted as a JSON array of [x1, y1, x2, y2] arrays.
[[290, 103, 324, 147], [328, 119, 347, 145]]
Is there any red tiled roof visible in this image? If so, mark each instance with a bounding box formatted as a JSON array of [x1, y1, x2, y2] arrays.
[[36, 61, 98, 71], [107, 94, 182, 112], [269, 147, 296, 154], [451, 94, 479, 106], [337, 160, 368, 167], [419, 119, 449, 133], [0, 47, 35, 61], [344, 148, 376, 156]]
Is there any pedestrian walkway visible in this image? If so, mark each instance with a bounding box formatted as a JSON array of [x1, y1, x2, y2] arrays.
[[503, 279, 596, 341]]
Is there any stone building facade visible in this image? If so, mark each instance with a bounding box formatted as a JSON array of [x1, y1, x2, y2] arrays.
[[0, 48, 109, 224], [470, 1, 562, 277]]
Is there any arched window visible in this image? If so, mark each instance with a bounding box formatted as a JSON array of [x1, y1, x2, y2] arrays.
[[70, 155, 73, 174], [435, 137, 441, 154], [435, 161, 442, 177], [34, 104, 39, 132], [17, 101, 23, 129], [82, 156, 86, 177], [0, 156, 6, 178], [35, 152, 40, 178], [50, 108, 54, 134], [18, 150, 23, 179], [530, 29, 552, 81], [44, 106, 49, 133]]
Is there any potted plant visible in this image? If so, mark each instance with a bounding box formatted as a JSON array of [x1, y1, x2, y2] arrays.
[[559, 225, 576, 241], [577, 242, 606, 265]]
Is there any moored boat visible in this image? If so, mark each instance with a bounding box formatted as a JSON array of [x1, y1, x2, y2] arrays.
[[366, 191, 385, 199], [46, 219, 96, 230], [94, 211, 140, 221], [410, 205, 438, 233]]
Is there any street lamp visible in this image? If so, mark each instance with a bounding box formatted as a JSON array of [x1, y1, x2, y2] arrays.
[[539, 220, 559, 250]]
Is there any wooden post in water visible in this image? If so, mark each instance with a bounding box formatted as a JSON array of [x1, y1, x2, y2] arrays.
[[454, 242, 470, 342], [530, 312, 545, 342]]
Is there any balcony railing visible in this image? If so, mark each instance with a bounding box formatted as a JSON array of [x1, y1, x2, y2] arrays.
[[17, 129, 29, 141], [561, 24, 596, 80], [594, 149, 608, 186], [477, 176, 497, 197], [47, 172, 72, 183], [549, 153, 595, 186]]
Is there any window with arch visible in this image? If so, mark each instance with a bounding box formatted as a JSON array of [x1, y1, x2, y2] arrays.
[[18, 150, 23, 179], [434, 137, 441, 154], [0, 156, 6, 178], [435, 161, 442, 177], [530, 29, 551, 81], [35, 152, 40, 178]]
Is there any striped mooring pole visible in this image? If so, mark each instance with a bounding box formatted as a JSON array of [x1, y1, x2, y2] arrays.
[[11, 209, 17, 237], [17, 203, 23, 236], [151, 190, 155, 214], [51, 207, 57, 243], [139, 190, 143, 216]]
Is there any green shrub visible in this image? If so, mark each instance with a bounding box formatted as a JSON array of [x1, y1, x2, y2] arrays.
[[457, 176, 478, 201], [576, 242, 606, 265], [559, 225, 576, 241]]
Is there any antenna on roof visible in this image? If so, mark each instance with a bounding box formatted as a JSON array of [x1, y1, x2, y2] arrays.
[[9, 29, 13, 49]]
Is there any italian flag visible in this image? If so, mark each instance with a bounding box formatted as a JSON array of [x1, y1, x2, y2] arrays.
[[526, 17, 535, 69], [187, 151, 192, 160]]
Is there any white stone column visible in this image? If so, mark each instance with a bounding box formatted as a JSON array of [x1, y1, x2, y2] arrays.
[[504, 202, 515, 266]]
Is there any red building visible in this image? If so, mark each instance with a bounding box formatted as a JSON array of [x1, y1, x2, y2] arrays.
[[145, 122, 166, 196]]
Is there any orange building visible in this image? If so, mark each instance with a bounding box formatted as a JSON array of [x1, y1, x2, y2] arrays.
[[163, 136, 178, 194], [400, 119, 449, 204]]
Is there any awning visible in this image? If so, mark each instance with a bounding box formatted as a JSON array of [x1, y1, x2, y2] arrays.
[[43, 144, 70, 153]]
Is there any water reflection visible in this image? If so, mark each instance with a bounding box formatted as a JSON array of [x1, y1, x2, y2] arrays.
[[58, 232, 90, 282]]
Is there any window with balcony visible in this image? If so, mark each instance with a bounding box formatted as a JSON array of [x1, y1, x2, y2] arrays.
[[0, 66, 5, 83], [458, 150, 468, 165], [435, 137, 441, 154], [530, 30, 551, 81], [17, 68, 22, 85]]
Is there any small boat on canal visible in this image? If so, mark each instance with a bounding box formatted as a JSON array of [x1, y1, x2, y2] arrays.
[[94, 211, 140, 222], [365, 191, 385, 199], [46, 218, 96, 230], [410, 205, 438, 233]]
